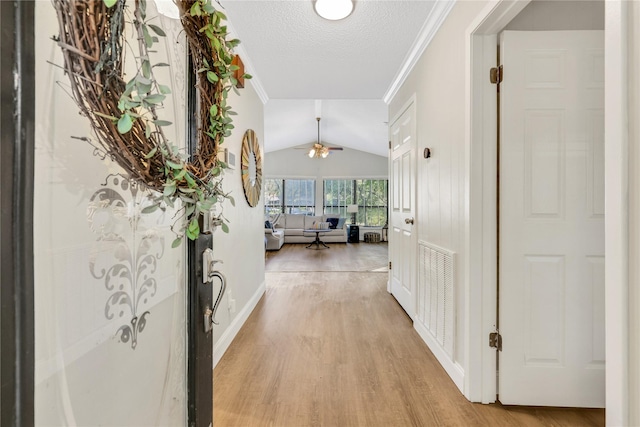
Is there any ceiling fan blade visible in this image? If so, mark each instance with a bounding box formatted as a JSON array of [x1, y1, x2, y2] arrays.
[[327, 147, 343, 150]]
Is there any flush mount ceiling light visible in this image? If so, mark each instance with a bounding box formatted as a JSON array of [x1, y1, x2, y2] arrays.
[[314, 0, 354, 21]]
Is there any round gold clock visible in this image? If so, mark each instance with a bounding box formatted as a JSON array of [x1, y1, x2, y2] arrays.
[[240, 129, 262, 207]]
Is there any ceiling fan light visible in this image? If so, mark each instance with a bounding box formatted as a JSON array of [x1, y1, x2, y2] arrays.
[[308, 148, 316, 158], [314, 0, 353, 21], [321, 149, 329, 158]]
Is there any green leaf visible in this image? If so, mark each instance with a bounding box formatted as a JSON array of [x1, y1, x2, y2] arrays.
[[103, 0, 117, 8], [166, 160, 182, 170], [190, 2, 201, 16], [203, 1, 215, 14], [229, 64, 240, 71], [153, 62, 170, 68], [117, 113, 133, 134], [188, 218, 200, 235], [243, 73, 253, 80], [163, 184, 176, 197], [228, 195, 235, 207], [142, 204, 159, 214], [136, 80, 152, 95], [144, 94, 166, 105], [212, 37, 222, 52], [215, 10, 227, 21], [184, 172, 196, 187], [143, 26, 153, 48], [159, 84, 171, 95], [144, 146, 158, 159], [171, 237, 182, 248], [221, 222, 229, 233], [206, 71, 219, 83], [154, 119, 172, 127], [148, 24, 166, 37], [174, 168, 186, 180], [142, 60, 151, 79], [209, 104, 218, 117], [145, 122, 152, 138]]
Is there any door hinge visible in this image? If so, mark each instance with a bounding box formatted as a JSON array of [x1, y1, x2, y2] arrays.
[[389, 261, 392, 270], [489, 332, 502, 351], [490, 66, 503, 84], [389, 140, 392, 150]]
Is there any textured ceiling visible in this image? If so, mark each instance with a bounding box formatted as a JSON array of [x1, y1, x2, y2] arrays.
[[219, 0, 443, 156], [221, 0, 438, 99]]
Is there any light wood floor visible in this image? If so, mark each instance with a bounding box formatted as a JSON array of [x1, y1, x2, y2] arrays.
[[265, 242, 389, 272], [214, 245, 604, 426]]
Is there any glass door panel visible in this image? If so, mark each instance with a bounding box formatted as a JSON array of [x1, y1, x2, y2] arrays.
[[33, 3, 188, 425]]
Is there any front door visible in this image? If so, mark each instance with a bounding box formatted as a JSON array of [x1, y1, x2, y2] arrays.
[[389, 101, 417, 318], [499, 30, 605, 407], [32, 2, 196, 424]]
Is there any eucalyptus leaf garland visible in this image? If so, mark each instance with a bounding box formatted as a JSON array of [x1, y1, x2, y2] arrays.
[[53, 0, 250, 246]]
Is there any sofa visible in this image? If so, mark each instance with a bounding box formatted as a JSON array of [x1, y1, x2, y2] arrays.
[[265, 214, 347, 248]]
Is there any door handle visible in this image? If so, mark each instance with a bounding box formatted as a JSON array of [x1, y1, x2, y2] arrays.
[[405, 217, 414, 225]]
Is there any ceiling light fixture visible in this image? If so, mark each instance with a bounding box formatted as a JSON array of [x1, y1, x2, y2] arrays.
[[314, 0, 354, 21]]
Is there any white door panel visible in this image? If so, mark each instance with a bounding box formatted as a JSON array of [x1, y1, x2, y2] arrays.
[[499, 30, 605, 407], [389, 102, 416, 317]]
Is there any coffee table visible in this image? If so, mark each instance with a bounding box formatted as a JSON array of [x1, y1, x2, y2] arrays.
[[303, 229, 331, 249]]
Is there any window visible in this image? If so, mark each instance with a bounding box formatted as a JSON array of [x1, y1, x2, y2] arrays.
[[264, 179, 315, 216], [324, 179, 388, 226]]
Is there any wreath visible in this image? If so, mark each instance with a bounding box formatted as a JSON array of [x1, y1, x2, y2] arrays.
[[52, 0, 251, 246]]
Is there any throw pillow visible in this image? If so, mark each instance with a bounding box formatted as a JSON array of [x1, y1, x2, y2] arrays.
[[336, 217, 347, 229], [265, 220, 272, 229], [327, 218, 339, 229]]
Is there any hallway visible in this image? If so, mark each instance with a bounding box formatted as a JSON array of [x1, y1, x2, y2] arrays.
[[214, 247, 604, 426]]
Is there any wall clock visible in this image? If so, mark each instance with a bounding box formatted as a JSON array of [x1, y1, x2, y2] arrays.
[[240, 129, 262, 207]]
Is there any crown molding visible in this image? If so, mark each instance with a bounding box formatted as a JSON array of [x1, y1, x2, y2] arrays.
[[382, 0, 456, 105]]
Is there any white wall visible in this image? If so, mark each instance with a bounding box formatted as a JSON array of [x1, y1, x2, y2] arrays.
[[389, 0, 490, 380], [210, 81, 266, 366], [505, 0, 604, 31], [264, 147, 387, 214]]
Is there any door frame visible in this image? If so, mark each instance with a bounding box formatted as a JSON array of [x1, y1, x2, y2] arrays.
[[463, 0, 530, 404], [0, 1, 35, 425], [464, 0, 629, 423]]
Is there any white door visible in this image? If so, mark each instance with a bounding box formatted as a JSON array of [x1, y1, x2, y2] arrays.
[[499, 31, 605, 407], [389, 102, 416, 318]]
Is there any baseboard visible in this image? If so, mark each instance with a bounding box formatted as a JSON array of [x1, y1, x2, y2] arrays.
[[414, 321, 465, 393], [212, 280, 266, 368]]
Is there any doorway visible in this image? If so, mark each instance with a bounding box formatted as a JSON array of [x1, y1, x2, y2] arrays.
[[464, 0, 606, 407]]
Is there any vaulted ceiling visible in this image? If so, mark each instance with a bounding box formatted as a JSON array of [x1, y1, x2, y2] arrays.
[[219, 0, 454, 157]]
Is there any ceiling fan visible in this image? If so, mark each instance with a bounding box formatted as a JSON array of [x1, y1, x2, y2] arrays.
[[297, 117, 343, 158]]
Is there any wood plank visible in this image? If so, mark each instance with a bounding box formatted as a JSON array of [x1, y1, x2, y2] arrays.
[[214, 246, 604, 426]]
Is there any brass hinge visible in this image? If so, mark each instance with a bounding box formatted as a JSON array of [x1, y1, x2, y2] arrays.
[[389, 261, 392, 270], [490, 66, 503, 84], [389, 140, 392, 150], [489, 332, 502, 351]]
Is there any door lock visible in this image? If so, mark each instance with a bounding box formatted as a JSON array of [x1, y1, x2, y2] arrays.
[[405, 217, 414, 225], [204, 306, 213, 333]]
